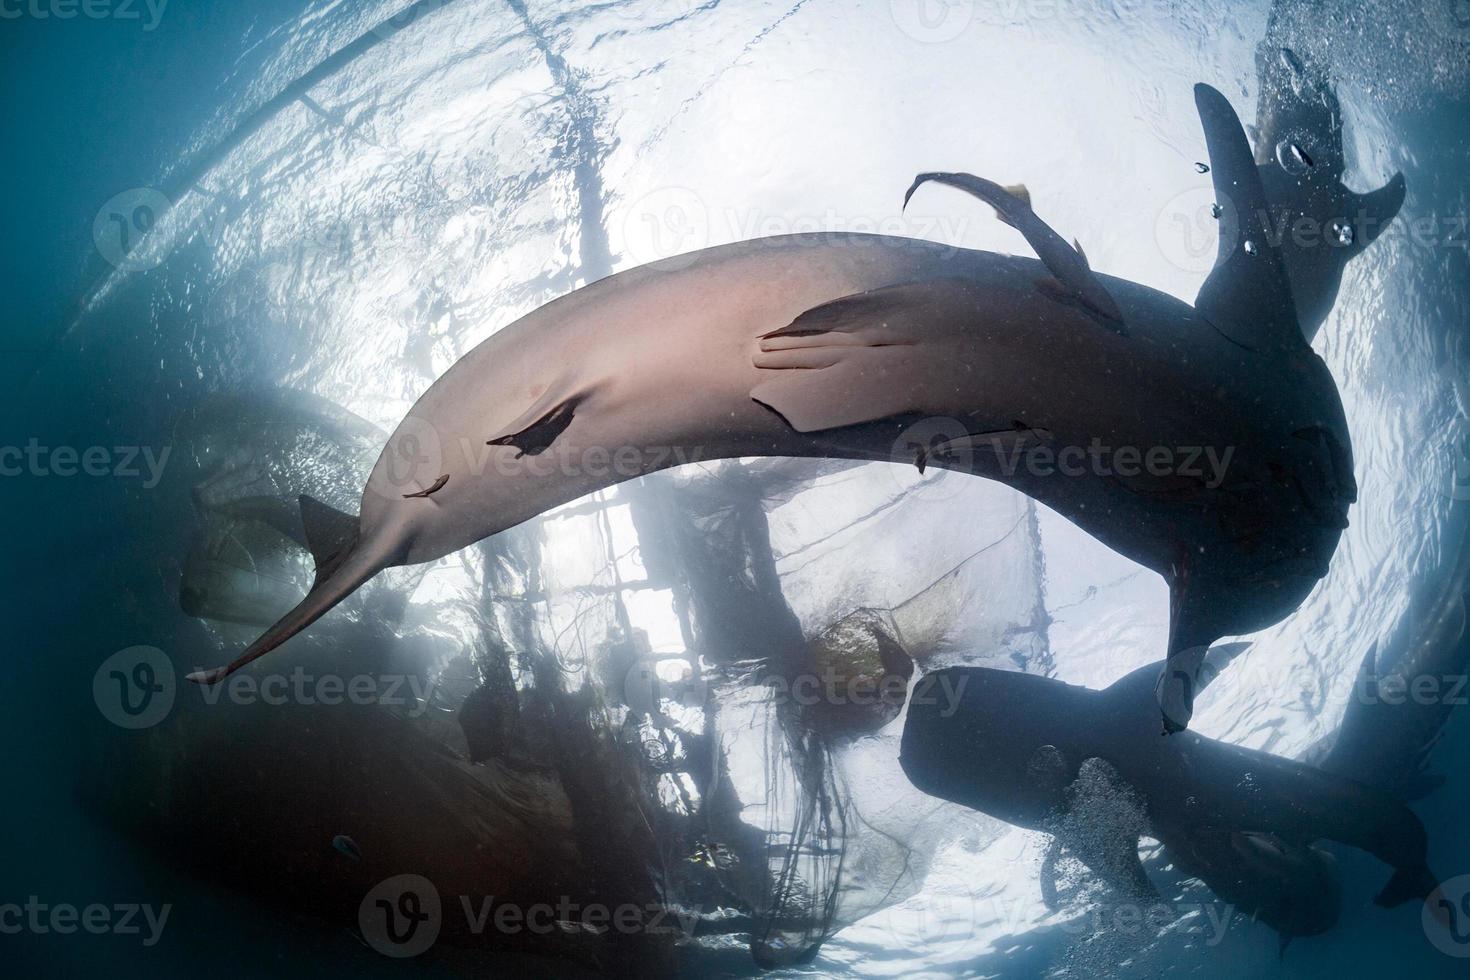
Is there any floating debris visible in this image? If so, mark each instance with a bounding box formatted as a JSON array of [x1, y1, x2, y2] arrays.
[[1243, 240, 1258, 255], [1333, 221, 1355, 245], [1194, 162, 1210, 174], [1211, 203, 1223, 219]]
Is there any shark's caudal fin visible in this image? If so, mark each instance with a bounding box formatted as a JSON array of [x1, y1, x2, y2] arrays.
[[185, 495, 384, 685]]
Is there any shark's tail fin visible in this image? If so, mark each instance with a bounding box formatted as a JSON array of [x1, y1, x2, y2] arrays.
[[185, 495, 385, 685], [1374, 864, 1439, 909]]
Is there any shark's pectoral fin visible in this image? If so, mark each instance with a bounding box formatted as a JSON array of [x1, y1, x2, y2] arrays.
[[487, 398, 578, 458], [1350, 172, 1407, 252], [299, 494, 361, 587], [1192, 83, 1304, 353], [750, 279, 978, 433], [903, 171, 1125, 335]]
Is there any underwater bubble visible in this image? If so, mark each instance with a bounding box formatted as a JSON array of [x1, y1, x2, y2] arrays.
[[1194, 162, 1210, 174], [1276, 138, 1315, 175]]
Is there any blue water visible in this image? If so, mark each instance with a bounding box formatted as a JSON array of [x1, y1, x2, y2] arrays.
[[4, 1, 1469, 977]]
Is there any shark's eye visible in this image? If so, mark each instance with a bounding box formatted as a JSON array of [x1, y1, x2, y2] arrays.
[[486, 400, 577, 458]]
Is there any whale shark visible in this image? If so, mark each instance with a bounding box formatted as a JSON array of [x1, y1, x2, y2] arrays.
[[186, 84, 1401, 735], [898, 663, 1441, 936]]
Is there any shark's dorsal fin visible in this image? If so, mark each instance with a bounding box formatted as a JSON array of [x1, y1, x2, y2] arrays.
[[1192, 83, 1304, 353], [299, 494, 360, 586], [903, 171, 1126, 335]]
